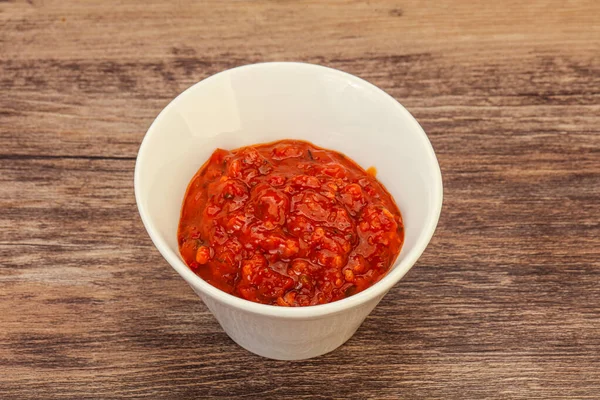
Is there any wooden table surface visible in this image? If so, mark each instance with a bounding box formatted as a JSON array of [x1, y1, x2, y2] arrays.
[[1, 1, 599, 398]]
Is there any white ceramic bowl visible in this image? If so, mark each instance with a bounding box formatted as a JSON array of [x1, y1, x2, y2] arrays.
[[135, 62, 443, 360]]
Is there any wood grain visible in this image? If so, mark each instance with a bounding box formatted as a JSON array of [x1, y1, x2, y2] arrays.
[[1, 0, 599, 398]]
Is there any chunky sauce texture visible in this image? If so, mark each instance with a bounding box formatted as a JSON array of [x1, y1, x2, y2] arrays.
[[178, 140, 404, 306]]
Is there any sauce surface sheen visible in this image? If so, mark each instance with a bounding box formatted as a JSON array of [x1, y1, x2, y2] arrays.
[[178, 140, 404, 306]]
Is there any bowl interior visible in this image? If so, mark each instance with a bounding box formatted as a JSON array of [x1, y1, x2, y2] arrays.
[[135, 62, 442, 307]]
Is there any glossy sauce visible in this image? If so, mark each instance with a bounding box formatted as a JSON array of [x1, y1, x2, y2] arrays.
[[178, 140, 404, 306]]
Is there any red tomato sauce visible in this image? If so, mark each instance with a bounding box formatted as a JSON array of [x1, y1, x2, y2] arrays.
[[178, 140, 404, 306]]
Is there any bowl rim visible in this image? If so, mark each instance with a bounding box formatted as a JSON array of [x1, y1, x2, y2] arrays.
[[134, 61, 443, 319]]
